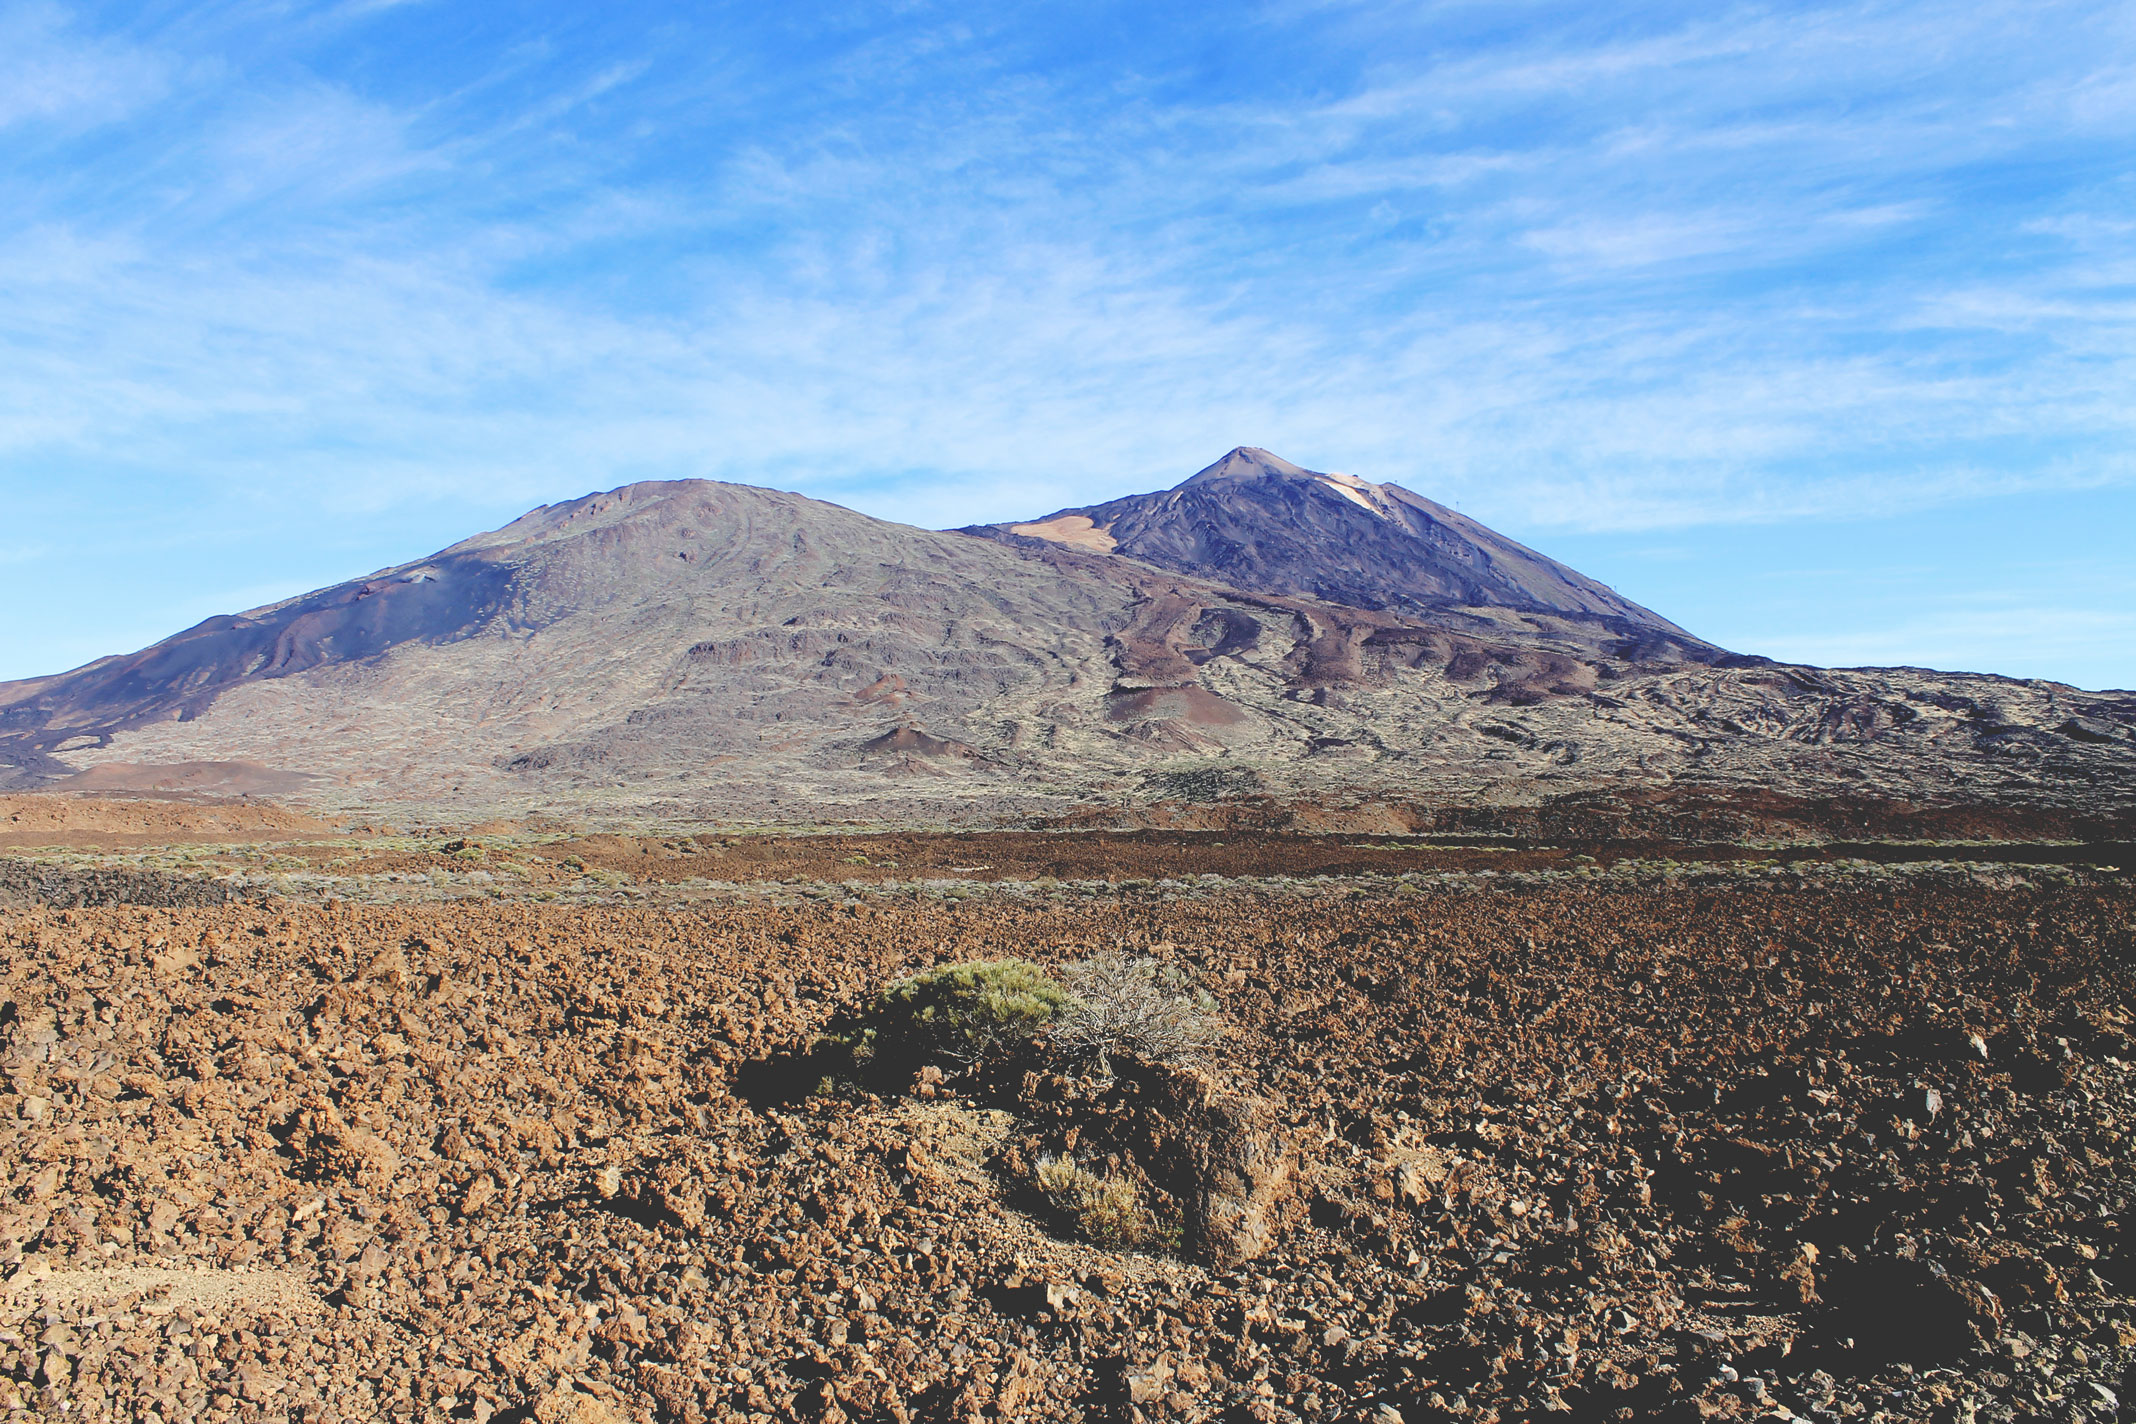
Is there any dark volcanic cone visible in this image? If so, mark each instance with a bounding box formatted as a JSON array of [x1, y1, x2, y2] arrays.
[[967, 445, 1698, 648]]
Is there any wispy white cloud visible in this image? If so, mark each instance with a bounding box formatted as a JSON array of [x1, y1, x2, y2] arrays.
[[0, 0, 2131, 683], [0, 2, 168, 130]]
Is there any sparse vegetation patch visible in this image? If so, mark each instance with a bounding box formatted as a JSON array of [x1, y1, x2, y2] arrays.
[[1050, 950, 1221, 1073], [840, 958, 1069, 1069], [1031, 1155, 1158, 1248]]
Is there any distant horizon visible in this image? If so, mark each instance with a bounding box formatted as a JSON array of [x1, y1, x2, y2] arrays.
[[4, 0, 2131, 689], [7, 453, 2132, 695]]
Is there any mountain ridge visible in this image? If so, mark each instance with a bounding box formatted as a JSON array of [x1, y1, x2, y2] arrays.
[[1, 454, 2130, 822]]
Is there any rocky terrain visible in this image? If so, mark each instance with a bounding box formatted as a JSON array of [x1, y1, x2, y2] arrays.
[[0, 860, 265, 911], [0, 453, 2127, 827], [0, 854, 2131, 1423]]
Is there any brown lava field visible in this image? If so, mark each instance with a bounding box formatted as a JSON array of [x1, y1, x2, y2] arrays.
[[1, 859, 2134, 1424], [106, 826, 2136, 900]]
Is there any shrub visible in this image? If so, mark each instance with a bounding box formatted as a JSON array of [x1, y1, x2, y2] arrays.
[[1049, 952, 1221, 1074], [846, 959, 1069, 1069], [1033, 1155, 1155, 1248]]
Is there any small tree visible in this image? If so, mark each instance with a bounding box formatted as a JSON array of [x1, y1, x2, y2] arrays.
[[1049, 952, 1220, 1074]]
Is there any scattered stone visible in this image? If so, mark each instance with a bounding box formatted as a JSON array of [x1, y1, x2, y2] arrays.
[[0, 873, 2125, 1423], [460, 1174, 496, 1217], [533, 1380, 633, 1424], [285, 1096, 401, 1190]]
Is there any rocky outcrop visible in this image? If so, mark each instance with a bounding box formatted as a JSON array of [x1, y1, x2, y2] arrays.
[[0, 858, 257, 909], [1132, 1065, 1300, 1267]]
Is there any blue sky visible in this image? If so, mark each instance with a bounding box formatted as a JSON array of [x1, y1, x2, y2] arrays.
[[3, 0, 2133, 689]]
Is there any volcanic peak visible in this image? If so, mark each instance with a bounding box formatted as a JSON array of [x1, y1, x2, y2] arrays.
[[1175, 446, 1315, 485], [4, 454, 2133, 820], [973, 447, 1696, 639], [1172, 445, 1415, 522]]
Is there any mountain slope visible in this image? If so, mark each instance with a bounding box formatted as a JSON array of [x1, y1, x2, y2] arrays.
[[0, 480, 1153, 801], [0, 460, 2130, 823], [967, 447, 1703, 655]]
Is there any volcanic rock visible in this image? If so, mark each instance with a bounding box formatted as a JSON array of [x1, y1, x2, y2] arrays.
[[1, 864, 2134, 1420], [1132, 1063, 1300, 1267]]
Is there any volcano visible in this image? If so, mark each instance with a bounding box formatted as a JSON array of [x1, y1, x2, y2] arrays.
[[967, 447, 1698, 653], [0, 451, 2128, 821]]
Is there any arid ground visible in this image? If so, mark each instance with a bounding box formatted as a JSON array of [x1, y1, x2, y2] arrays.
[[0, 793, 2132, 1424]]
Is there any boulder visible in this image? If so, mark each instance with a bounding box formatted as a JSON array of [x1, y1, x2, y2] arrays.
[[1118, 1057, 1301, 1266]]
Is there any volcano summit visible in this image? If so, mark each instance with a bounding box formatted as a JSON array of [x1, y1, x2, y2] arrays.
[[971, 447, 1695, 648]]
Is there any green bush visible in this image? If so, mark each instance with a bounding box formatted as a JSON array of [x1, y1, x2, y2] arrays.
[[845, 959, 1069, 1068]]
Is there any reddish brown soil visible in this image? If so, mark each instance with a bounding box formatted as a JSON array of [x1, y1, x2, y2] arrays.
[[0, 796, 340, 852], [1, 877, 2131, 1422], [298, 828, 2136, 888], [1048, 787, 2136, 843], [45, 762, 320, 799]]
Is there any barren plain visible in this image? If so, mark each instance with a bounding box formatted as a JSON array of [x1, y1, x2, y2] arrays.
[[0, 791, 2132, 1424]]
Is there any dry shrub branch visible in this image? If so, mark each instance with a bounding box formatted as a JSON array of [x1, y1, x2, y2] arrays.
[[1049, 950, 1221, 1073]]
